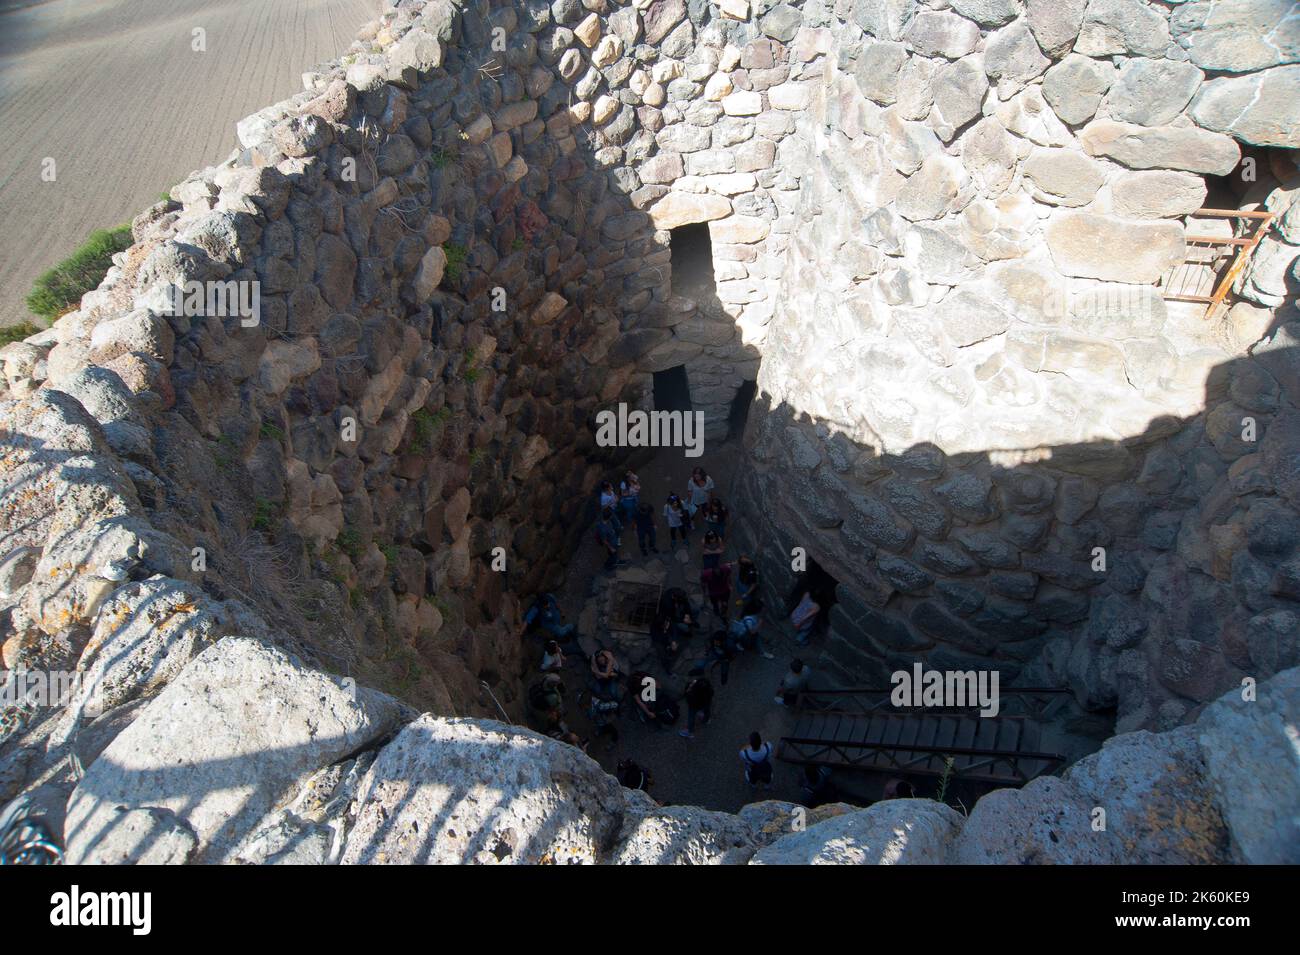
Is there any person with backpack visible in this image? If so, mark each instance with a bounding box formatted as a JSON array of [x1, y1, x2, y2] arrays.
[[730, 596, 774, 659], [527, 674, 585, 750], [790, 589, 821, 645], [596, 506, 624, 571], [634, 501, 658, 557], [701, 561, 733, 620], [775, 658, 811, 706], [740, 731, 774, 788], [679, 674, 714, 739]]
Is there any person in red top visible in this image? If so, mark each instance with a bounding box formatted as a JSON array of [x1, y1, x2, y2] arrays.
[[701, 561, 733, 621]]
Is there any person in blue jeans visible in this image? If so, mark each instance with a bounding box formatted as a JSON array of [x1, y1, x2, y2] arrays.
[[735, 555, 759, 612], [730, 596, 774, 659], [520, 593, 585, 661], [634, 501, 658, 556], [619, 470, 641, 523], [596, 506, 624, 571]]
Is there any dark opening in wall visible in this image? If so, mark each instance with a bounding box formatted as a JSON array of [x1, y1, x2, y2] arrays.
[[727, 379, 757, 439], [787, 556, 839, 636], [653, 364, 692, 412], [669, 222, 716, 301]]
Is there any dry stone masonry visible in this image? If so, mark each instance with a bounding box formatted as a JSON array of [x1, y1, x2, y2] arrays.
[[1, 0, 1298, 864]]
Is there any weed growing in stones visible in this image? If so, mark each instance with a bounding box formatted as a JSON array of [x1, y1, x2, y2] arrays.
[[251, 498, 281, 532], [337, 528, 362, 560], [0, 321, 42, 346], [408, 406, 450, 453], [259, 421, 285, 443], [25, 225, 133, 320], [442, 242, 468, 283]]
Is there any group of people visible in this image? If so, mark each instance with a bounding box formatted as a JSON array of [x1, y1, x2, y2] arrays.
[[521, 460, 834, 800]]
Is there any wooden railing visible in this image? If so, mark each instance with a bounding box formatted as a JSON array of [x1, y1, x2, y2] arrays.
[[1160, 208, 1276, 321]]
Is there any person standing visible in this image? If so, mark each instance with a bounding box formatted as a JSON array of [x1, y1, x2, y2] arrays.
[[701, 530, 725, 570], [703, 497, 728, 538], [664, 493, 690, 550], [634, 501, 658, 556], [619, 470, 641, 523], [680, 674, 714, 739], [685, 467, 714, 519], [598, 480, 619, 512], [735, 555, 759, 612], [701, 560, 733, 620], [740, 731, 774, 789], [775, 658, 811, 706], [790, 590, 821, 645], [596, 506, 624, 571]]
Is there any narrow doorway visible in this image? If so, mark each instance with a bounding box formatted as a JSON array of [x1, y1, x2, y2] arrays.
[[653, 364, 692, 413], [787, 556, 840, 636], [669, 223, 716, 301]]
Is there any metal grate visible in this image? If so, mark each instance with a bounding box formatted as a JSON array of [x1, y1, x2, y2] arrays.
[[608, 581, 662, 634]]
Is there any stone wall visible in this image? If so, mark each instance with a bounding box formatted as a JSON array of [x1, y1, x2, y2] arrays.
[[1, 0, 1298, 858], [715, 0, 1300, 736]]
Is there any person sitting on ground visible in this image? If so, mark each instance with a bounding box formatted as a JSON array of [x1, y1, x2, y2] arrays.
[[701, 529, 725, 570], [664, 493, 691, 550], [619, 470, 641, 522], [527, 674, 585, 750], [730, 596, 773, 659], [735, 555, 759, 610], [520, 592, 585, 660], [801, 764, 836, 807], [590, 648, 622, 700], [775, 658, 812, 706], [660, 586, 697, 640], [679, 673, 714, 739], [703, 497, 728, 538], [617, 758, 653, 793], [740, 731, 775, 789], [701, 560, 733, 619], [790, 589, 821, 646], [540, 639, 566, 673], [634, 501, 658, 556]]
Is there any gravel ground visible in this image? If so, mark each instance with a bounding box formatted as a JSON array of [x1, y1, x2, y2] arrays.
[[0, 0, 377, 328]]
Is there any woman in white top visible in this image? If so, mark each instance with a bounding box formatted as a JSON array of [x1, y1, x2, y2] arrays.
[[663, 493, 691, 550], [598, 480, 618, 511], [685, 466, 714, 516]]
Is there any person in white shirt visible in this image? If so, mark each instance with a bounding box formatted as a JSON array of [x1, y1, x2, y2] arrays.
[[684, 466, 714, 516], [663, 493, 691, 550], [740, 731, 774, 788]]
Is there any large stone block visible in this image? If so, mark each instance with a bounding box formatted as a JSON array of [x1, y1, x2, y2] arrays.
[[1171, 0, 1300, 73], [1045, 212, 1185, 284], [751, 799, 964, 864], [1190, 66, 1300, 149], [1111, 170, 1208, 219], [1079, 120, 1240, 175], [65, 638, 408, 864]]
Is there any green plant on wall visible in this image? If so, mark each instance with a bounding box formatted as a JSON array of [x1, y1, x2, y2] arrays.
[[0, 322, 42, 347], [409, 407, 451, 453], [442, 242, 468, 282], [461, 347, 480, 384], [25, 225, 133, 321]]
